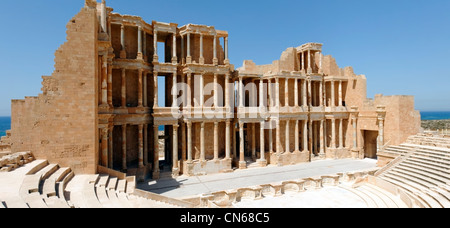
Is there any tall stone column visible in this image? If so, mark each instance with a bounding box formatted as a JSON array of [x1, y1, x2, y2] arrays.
[[301, 51, 305, 73], [138, 69, 143, 107], [252, 123, 256, 160], [186, 33, 192, 64], [187, 73, 192, 109], [187, 122, 193, 163], [214, 74, 218, 108], [107, 64, 113, 107], [213, 35, 218, 65], [200, 122, 206, 162], [268, 79, 272, 108], [224, 37, 230, 65], [101, 55, 108, 107], [172, 124, 179, 176], [308, 80, 312, 107], [239, 77, 244, 108], [319, 52, 323, 74], [181, 123, 186, 163], [137, 26, 143, 60], [295, 120, 299, 152], [200, 74, 204, 107], [294, 79, 299, 107], [181, 35, 185, 65], [331, 118, 336, 149], [339, 119, 344, 149], [122, 124, 127, 171], [319, 81, 323, 107], [377, 106, 386, 151], [225, 74, 230, 109], [276, 119, 281, 155], [172, 71, 177, 108], [302, 79, 307, 107], [285, 120, 290, 153], [101, 0, 107, 33], [143, 71, 148, 107], [153, 71, 158, 108], [338, 81, 343, 107], [303, 120, 308, 153], [101, 127, 108, 167], [259, 79, 265, 110], [331, 81, 335, 108], [309, 120, 313, 156], [108, 125, 114, 169], [319, 119, 325, 158], [269, 120, 273, 153], [120, 24, 126, 59], [138, 124, 144, 168], [214, 122, 219, 161], [275, 78, 280, 108], [199, 34, 204, 64], [259, 121, 266, 166], [153, 30, 158, 62], [144, 124, 148, 166], [153, 126, 160, 179], [239, 122, 246, 169], [285, 78, 289, 107], [307, 50, 312, 74], [351, 107, 359, 154], [226, 121, 231, 159], [172, 33, 177, 64], [121, 69, 126, 108]]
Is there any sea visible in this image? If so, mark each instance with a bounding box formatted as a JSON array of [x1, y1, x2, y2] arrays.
[[0, 112, 449, 137]]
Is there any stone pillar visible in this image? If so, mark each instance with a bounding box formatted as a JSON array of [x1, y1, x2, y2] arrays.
[[108, 125, 114, 169], [269, 120, 273, 153], [153, 30, 158, 62], [187, 73, 192, 109], [285, 78, 289, 107], [319, 119, 325, 158], [101, 0, 107, 33], [172, 33, 177, 64], [226, 121, 231, 159], [101, 55, 108, 107], [172, 124, 179, 176], [138, 124, 144, 168], [172, 71, 177, 108], [225, 74, 230, 109], [309, 120, 313, 156], [331, 81, 335, 107], [224, 37, 230, 65], [187, 122, 193, 163], [307, 50, 312, 74], [200, 122, 206, 161], [239, 77, 244, 108], [101, 127, 108, 167], [138, 69, 143, 107], [276, 119, 281, 155], [181, 123, 186, 163], [319, 52, 323, 74], [302, 79, 307, 107], [143, 71, 148, 107], [137, 26, 143, 60], [351, 107, 359, 151], [338, 81, 343, 107], [200, 74, 204, 107], [239, 122, 246, 169], [285, 120, 290, 153], [143, 31, 147, 60], [303, 120, 308, 153], [295, 120, 299, 152], [259, 79, 265, 110], [308, 80, 312, 107], [153, 71, 158, 108], [331, 118, 336, 149], [153, 126, 160, 179], [122, 124, 127, 171], [275, 78, 280, 108], [377, 106, 386, 151], [268, 79, 272, 108], [259, 121, 266, 165], [294, 79, 299, 107], [339, 119, 344, 149], [214, 122, 219, 161], [144, 124, 148, 166], [214, 74, 218, 107], [199, 34, 204, 64], [107, 64, 113, 107], [120, 24, 126, 58], [181, 35, 185, 64], [121, 69, 126, 107], [186, 33, 192, 64], [213, 35, 218, 65], [252, 123, 256, 160], [301, 52, 305, 73], [319, 80, 323, 107]]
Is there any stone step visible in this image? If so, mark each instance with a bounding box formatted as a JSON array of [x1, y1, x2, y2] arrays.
[[117, 179, 127, 193], [339, 186, 377, 208], [2, 196, 29, 208]]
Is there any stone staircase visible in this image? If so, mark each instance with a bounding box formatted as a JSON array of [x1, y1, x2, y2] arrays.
[[375, 143, 450, 208], [340, 184, 408, 208], [0, 158, 191, 208]]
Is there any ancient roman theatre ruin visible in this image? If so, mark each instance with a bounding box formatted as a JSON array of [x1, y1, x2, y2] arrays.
[[1, 0, 449, 208]]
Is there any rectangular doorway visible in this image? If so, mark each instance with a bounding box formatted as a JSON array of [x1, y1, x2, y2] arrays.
[[363, 130, 378, 159]]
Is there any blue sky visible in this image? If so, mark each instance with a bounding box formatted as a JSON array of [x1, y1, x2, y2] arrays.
[[0, 0, 449, 116]]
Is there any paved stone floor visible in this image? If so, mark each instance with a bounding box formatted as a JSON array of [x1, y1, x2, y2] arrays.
[[137, 159, 378, 199]]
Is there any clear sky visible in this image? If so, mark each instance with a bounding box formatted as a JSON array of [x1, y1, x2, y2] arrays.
[[0, 0, 449, 116]]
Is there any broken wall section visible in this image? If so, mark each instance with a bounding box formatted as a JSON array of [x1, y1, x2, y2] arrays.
[[10, 2, 99, 174]]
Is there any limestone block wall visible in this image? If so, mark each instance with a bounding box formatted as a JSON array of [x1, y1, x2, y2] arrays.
[[10, 4, 99, 174]]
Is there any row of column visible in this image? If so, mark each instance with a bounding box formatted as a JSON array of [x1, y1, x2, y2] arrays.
[[180, 33, 229, 65], [328, 80, 345, 107], [299, 50, 323, 74]]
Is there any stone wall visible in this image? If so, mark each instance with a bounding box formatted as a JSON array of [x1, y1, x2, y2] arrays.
[[10, 4, 99, 174]]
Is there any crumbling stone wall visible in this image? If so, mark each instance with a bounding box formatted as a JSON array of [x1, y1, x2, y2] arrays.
[[10, 3, 99, 174]]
